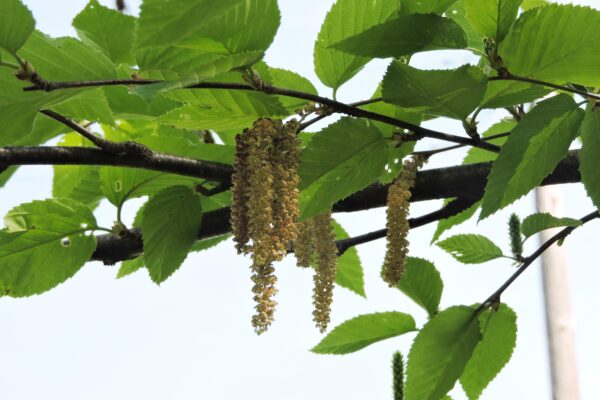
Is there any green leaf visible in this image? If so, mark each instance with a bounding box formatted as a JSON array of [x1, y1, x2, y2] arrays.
[[0, 199, 97, 297], [53, 133, 103, 209], [117, 256, 145, 279], [141, 186, 203, 284], [521, 212, 581, 240], [298, 118, 388, 219], [0, 0, 35, 53], [134, 51, 263, 99], [136, 0, 243, 49], [401, 0, 458, 14], [177, 0, 281, 55], [520, 0, 549, 10], [314, 0, 400, 90], [480, 95, 583, 219], [269, 68, 318, 112], [580, 108, 600, 212], [480, 80, 549, 109], [437, 234, 503, 264], [311, 312, 416, 354], [397, 257, 443, 317], [446, 1, 484, 51], [432, 200, 480, 243], [332, 220, 365, 298], [18, 31, 116, 81], [463, 0, 522, 42], [460, 305, 517, 400], [332, 14, 467, 59], [500, 5, 600, 87], [462, 119, 516, 165], [404, 306, 481, 400], [382, 62, 486, 120], [72, 0, 136, 64], [50, 88, 115, 125]]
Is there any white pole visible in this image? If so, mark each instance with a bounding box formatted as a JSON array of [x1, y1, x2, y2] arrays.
[[535, 186, 579, 400]]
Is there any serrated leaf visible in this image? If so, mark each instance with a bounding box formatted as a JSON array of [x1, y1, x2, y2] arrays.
[[269, 67, 318, 112], [432, 200, 481, 243], [437, 234, 503, 264], [332, 220, 365, 298], [463, 0, 522, 42], [117, 256, 145, 279], [0, 199, 97, 297], [401, 0, 458, 14], [314, 0, 400, 90], [73, 0, 136, 64], [298, 118, 388, 219], [460, 305, 517, 400], [50, 88, 114, 125], [53, 133, 103, 209], [311, 312, 416, 354], [481, 78, 550, 110], [142, 186, 203, 284], [480, 95, 583, 219], [521, 212, 581, 240], [136, 0, 243, 49], [521, 0, 549, 10], [332, 14, 467, 59], [178, 0, 281, 55], [500, 5, 600, 86], [0, 0, 35, 53], [397, 257, 443, 317], [134, 51, 263, 99], [580, 108, 600, 212], [404, 306, 481, 400], [382, 62, 486, 120], [18, 31, 116, 81]]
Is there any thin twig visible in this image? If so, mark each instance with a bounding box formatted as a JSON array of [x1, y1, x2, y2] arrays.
[[476, 210, 600, 314], [414, 132, 511, 158], [40, 109, 152, 157], [490, 73, 600, 101], [336, 197, 478, 255], [25, 79, 499, 152]]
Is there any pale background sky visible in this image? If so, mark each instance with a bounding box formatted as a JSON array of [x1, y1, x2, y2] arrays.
[[1, 1, 599, 399]]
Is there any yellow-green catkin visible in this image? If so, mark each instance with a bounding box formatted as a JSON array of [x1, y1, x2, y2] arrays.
[[382, 156, 424, 287], [230, 118, 303, 334], [231, 130, 251, 254], [294, 218, 316, 268], [271, 120, 302, 257], [312, 212, 338, 333]]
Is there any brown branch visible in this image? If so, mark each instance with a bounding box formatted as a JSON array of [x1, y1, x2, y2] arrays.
[[116, 0, 125, 11], [489, 73, 600, 101], [23, 79, 499, 152], [476, 210, 600, 314]]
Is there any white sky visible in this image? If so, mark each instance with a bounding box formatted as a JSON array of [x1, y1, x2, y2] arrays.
[[1, 1, 599, 399]]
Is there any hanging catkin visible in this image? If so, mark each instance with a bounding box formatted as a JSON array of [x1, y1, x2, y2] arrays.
[[294, 218, 316, 268], [312, 212, 338, 333], [382, 156, 424, 287], [230, 118, 302, 334]]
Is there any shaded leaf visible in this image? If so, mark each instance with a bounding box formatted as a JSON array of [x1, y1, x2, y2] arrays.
[[401, 0, 458, 14], [142, 186, 203, 284], [432, 200, 481, 243], [332, 220, 365, 298], [332, 14, 467, 59], [580, 108, 600, 212], [463, 0, 522, 42], [0, 0, 35, 53], [382, 62, 486, 120]]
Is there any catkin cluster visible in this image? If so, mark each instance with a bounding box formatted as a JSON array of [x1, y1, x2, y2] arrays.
[[230, 118, 302, 334], [382, 156, 425, 287], [294, 212, 338, 332]]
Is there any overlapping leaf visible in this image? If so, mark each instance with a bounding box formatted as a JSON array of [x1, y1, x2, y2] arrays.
[[0, 0, 35, 53], [580, 108, 600, 211], [397, 257, 443, 317]]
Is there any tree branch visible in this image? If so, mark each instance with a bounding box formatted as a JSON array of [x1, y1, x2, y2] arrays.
[[489, 73, 600, 101], [476, 210, 600, 313], [23, 79, 499, 152]]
